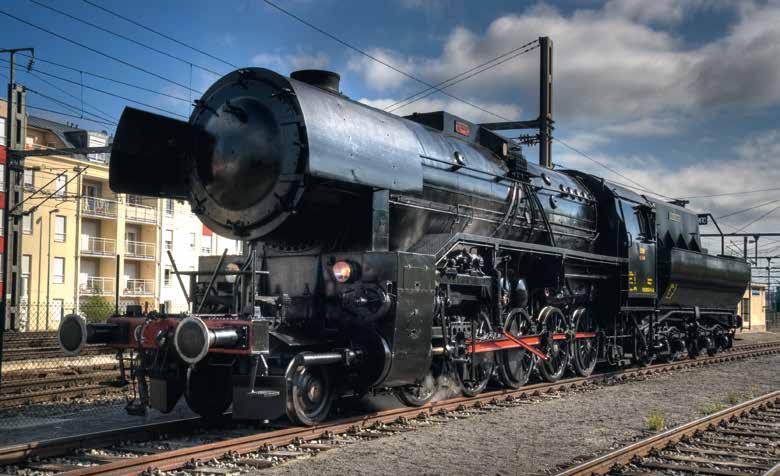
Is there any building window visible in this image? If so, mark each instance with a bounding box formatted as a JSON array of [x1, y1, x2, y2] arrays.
[[54, 215, 66, 242], [201, 234, 212, 254], [165, 199, 174, 216], [23, 169, 34, 191], [0, 164, 5, 191], [21, 254, 31, 296], [21, 254, 31, 278], [164, 267, 172, 287], [55, 174, 67, 196], [51, 298, 64, 323], [127, 194, 143, 206], [52, 257, 65, 284], [0, 117, 5, 145], [22, 214, 32, 234], [164, 229, 173, 251]]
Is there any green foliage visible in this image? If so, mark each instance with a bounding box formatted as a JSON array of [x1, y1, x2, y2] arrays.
[[745, 384, 760, 400], [80, 296, 115, 324], [645, 411, 665, 431], [726, 391, 740, 405], [699, 401, 726, 415]]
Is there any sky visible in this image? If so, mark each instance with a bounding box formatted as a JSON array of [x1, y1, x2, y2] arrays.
[[2, 0, 780, 261]]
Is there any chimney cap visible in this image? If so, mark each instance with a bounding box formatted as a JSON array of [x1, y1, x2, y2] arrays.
[[290, 69, 341, 94]]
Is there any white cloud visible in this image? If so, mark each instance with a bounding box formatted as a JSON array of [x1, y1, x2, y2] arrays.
[[348, 1, 780, 127], [251, 50, 330, 73], [347, 49, 422, 91]]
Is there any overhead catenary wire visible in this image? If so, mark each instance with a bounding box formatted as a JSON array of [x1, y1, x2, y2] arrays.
[[0, 9, 198, 93], [25, 86, 118, 125], [679, 187, 780, 199], [553, 137, 674, 200], [716, 199, 780, 220], [0, 58, 188, 119], [27, 0, 225, 78], [24, 69, 118, 124], [80, 0, 239, 70], [384, 39, 540, 113], [16, 54, 193, 102], [25, 105, 117, 128], [732, 205, 780, 234]]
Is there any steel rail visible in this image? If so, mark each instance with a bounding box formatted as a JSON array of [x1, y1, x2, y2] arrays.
[[49, 343, 780, 476], [557, 390, 780, 475]]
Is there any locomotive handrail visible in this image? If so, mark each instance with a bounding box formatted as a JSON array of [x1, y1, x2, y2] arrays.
[[452, 232, 627, 265]]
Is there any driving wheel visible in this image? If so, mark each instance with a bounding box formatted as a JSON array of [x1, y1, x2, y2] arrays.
[[497, 308, 535, 389], [571, 307, 598, 377], [455, 312, 495, 397], [537, 306, 570, 382], [397, 360, 441, 407]]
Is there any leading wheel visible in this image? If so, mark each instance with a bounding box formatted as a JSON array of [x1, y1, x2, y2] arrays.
[[396, 360, 441, 407], [497, 308, 535, 389], [571, 308, 598, 377], [537, 306, 570, 382], [455, 312, 495, 397], [286, 358, 333, 426], [185, 365, 233, 420]]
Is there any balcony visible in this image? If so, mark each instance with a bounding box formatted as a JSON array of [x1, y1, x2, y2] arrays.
[[80, 236, 116, 257], [126, 203, 157, 224], [125, 240, 156, 260], [79, 276, 115, 296], [82, 197, 118, 219], [124, 278, 154, 296]]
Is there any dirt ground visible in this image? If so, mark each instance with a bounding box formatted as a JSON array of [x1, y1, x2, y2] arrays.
[[259, 333, 780, 476]]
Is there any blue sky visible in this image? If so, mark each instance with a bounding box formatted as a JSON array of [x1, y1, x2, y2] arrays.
[[2, 0, 780, 256]]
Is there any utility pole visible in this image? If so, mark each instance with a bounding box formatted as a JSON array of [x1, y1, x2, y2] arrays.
[[0, 47, 33, 383]]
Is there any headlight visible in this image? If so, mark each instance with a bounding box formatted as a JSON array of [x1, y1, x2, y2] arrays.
[[332, 261, 355, 283]]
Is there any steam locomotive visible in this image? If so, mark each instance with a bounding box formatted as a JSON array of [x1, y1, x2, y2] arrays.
[[58, 38, 749, 425]]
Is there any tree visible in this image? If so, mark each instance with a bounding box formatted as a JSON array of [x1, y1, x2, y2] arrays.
[[80, 295, 115, 324]]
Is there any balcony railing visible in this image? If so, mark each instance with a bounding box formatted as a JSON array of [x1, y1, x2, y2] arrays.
[[124, 278, 154, 296], [126, 240, 156, 259], [79, 276, 115, 296], [82, 197, 118, 219], [80, 236, 116, 256], [126, 203, 157, 224]]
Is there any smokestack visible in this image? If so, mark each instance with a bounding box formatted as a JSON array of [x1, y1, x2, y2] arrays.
[[291, 70, 341, 94]]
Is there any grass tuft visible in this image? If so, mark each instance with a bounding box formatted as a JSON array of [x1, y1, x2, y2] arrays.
[[645, 411, 665, 431], [699, 401, 726, 415]]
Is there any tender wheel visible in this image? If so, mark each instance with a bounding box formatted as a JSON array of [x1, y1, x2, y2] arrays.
[[687, 335, 701, 359], [571, 308, 598, 377], [658, 338, 682, 363], [455, 312, 495, 397], [286, 358, 333, 426], [185, 365, 233, 420], [396, 361, 440, 407], [497, 308, 535, 389], [537, 306, 570, 382]]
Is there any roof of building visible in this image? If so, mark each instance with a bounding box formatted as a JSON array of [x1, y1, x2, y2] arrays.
[[27, 115, 85, 148]]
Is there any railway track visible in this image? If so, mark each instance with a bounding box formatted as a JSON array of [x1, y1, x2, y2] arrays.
[[0, 364, 122, 411], [0, 341, 777, 475], [558, 390, 780, 475]]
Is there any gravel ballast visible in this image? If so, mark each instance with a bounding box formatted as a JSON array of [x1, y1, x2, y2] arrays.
[[261, 345, 780, 475]]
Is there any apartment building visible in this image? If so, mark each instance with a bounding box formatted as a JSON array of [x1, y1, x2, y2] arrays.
[[1, 100, 244, 329], [1, 100, 161, 330]]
